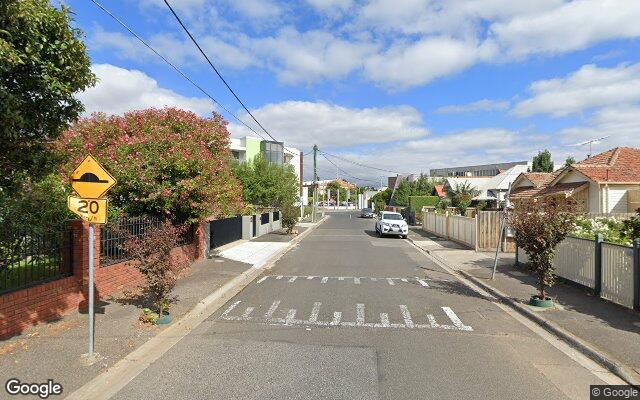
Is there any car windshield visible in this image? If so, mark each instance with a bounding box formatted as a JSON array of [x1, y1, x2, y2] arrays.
[[382, 213, 403, 220], [362, 208, 372, 212]]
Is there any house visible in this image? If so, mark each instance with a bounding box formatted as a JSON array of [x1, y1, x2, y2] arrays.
[[433, 185, 447, 198], [430, 161, 530, 177], [510, 147, 640, 213]]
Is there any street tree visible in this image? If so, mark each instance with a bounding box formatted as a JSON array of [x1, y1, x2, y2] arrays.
[[234, 154, 299, 209], [392, 180, 412, 206], [1, 0, 95, 194], [564, 156, 575, 167], [509, 197, 579, 304], [447, 182, 480, 215], [531, 150, 554, 172]]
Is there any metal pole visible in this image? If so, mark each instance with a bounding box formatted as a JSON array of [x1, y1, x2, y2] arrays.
[[312, 145, 317, 223], [88, 223, 95, 356]]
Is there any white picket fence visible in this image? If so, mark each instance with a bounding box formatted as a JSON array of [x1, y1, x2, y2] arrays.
[[517, 237, 636, 309], [601, 243, 634, 309]]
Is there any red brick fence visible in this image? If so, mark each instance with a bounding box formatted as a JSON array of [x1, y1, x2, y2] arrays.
[[0, 220, 205, 339]]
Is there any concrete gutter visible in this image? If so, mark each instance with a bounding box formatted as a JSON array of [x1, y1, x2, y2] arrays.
[[406, 235, 640, 387], [66, 216, 329, 400]]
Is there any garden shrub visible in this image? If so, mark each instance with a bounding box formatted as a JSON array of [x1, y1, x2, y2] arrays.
[[56, 108, 243, 224]]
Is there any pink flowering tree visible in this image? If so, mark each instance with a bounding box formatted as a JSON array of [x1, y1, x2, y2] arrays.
[[56, 108, 243, 223]]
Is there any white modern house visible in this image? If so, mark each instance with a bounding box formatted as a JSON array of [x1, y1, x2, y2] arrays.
[[442, 164, 529, 206]]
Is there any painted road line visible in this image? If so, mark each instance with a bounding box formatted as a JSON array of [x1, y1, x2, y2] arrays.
[[370, 278, 377, 282], [399, 305, 414, 328], [400, 278, 408, 283], [256, 276, 268, 284], [306, 276, 315, 280], [356, 303, 366, 326], [354, 277, 361, 284], [386, 278, 395, 286], [275, 275, 283, 280], [308, 302, 322, 323], [321, 277, 329, 283], [241, 307, 255, 319], [218, 302, 474, 332], [288, 276, 297, 283], [443, 306, 473, 331], [221, 301, 241, 317], [264, 300, 280, 318], [416, 279, 429, 287]]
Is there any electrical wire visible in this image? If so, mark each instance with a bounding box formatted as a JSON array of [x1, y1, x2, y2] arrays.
[[88, 0, 269, 141], [320, 150, 404, 175], [163, 0, 278, 143], [320, 152, 379, 184]]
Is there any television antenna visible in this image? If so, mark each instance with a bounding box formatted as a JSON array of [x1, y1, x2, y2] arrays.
[[567, 135, 610, 158]]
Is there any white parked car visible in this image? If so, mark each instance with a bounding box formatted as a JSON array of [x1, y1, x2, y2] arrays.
[[375, 211, 408, 238]]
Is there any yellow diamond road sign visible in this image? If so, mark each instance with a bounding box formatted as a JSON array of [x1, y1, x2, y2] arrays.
[[70, 155, 116, 199], [68, 196, 108, 224]]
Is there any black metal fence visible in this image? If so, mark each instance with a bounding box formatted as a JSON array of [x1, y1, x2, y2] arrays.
[[100, 216, 193, 267], [0, 225, 73, 294]]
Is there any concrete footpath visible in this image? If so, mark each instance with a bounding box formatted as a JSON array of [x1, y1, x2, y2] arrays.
[[407, 227, 640, 385], [0, 220, 324, 398]]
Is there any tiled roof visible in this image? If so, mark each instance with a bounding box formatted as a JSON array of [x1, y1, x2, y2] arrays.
[[571, 147, 640, 183], [523, 172, 557, 187], [537, 182, 587, 196], [433, 185, 446, 198], [510, 186, 542, 199]]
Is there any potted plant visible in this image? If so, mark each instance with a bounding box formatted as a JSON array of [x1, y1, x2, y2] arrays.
[[123, 220, 187, 324], [509, 197, 579, 307]]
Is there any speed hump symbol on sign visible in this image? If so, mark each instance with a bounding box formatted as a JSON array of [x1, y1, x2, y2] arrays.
[[68, 196, 108, 224], [70, 154, 116, 199]]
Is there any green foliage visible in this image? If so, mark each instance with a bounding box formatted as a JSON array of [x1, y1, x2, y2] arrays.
[[510, 198, 579, 298], [326, 180, 347, 201], [621, 209, 640, 241], [411, 174, 435, 196], [371, 188, 392, 212], [408, 196, 439, 214], [436, 198, 451, 212], [1, 0, 96, 194], [564, 156, 575, 167], [281, 203, 299, 234], [447, 182, 480, 215], [56, 108, 244, 224], [531, 149, 554, 173], [476, 200, 488, 211], [233, 154, 299, 209], [572, 211, 640, 246], [392, 180, 412, 206]]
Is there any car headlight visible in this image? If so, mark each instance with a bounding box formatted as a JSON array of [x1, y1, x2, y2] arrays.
[[382, 222, 390, 227]]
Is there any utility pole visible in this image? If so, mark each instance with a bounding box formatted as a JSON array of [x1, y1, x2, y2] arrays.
[[312, 144, 318, 222]]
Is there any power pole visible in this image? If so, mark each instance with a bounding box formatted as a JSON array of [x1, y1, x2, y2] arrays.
[[312, 144, 318, 222]]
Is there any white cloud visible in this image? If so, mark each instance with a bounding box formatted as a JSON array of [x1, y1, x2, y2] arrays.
[[513, 63, 640, 117], [77, 64, 214, 116], [363, 37, 494, 90], [228, 100, 428, 148], [306, 0, 353, 14], [560, 105, 640, 149], [436, 99, 510, 114], [253, 28, 377, 84], [491, 0, 640, 57], [230, 0, 281, 19]]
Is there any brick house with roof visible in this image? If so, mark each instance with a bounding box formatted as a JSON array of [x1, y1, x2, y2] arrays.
[[510, 147, 640, 213]]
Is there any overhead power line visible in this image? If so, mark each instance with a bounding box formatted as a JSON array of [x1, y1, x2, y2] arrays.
[[88, 0, 269, 141], [320, 152, 378, 184], [163, 0, 278, 143], [320, 150, 404, 175]]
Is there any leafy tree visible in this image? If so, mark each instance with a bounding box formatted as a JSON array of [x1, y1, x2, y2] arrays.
[[370, 188, 392, 213], [509, 197, 579, 301], [56, 108, 243, 224], [447, 182, 480, 215], [234, 154, 299, 209], [564, 156, 575, 167], [392, 180, 412, 206], [1, 0, 95, 194], [412, 174, 434, 196], [532, 150, 554, 173], [326, 180, 347, 202]]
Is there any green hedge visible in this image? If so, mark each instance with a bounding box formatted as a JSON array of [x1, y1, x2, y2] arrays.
[[409, 196, 440, 213]]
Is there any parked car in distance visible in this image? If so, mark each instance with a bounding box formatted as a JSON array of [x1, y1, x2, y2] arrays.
[[360, 207, 374, 218], [375, 211, 408, 238]]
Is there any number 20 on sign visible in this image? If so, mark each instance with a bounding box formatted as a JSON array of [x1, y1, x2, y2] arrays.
[[67, 196, 108, 224]]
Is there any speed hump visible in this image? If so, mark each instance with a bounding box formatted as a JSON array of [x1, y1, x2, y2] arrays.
[[67, 155, 116, 224]]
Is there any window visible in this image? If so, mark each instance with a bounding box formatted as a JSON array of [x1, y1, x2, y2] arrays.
[[261, 141, 284, 164]]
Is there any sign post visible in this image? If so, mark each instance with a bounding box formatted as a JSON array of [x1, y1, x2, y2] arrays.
[[68, 155, 116, 358]]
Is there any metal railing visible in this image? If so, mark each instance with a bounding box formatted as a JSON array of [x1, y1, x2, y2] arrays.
[[0, 225, 73, 294], [100, 216, 193, 267]]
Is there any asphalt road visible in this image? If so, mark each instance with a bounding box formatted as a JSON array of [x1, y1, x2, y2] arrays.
[[113, 211, 607, 400]]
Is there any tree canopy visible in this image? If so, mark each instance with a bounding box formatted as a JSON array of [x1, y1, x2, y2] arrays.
[[531, 150, 554, 173], [1, 0, 95, 194], [233, 154, 299, 209]]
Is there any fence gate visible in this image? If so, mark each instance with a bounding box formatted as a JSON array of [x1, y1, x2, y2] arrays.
[[209, 216, 242, 249]]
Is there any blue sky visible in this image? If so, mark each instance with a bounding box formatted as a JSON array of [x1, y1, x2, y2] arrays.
[[67, 0, 640, 183]]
